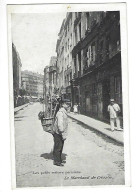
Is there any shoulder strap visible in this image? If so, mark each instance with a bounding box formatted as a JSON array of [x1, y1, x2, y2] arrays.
[[112, 105, 117, 112], [112, 104, 120, 112]]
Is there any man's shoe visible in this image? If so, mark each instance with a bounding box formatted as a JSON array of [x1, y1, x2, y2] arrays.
[[61, 160, 66, 164], [53, 162, 64, 167]]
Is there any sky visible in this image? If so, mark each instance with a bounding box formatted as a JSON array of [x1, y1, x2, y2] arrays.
[[11, 13, 66, 74]]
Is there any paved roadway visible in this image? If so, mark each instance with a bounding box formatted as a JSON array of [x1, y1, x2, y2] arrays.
[[14, 102, 125, 187]]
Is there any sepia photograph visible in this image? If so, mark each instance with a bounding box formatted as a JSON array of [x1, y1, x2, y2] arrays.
[[7, 3, 129, 188]]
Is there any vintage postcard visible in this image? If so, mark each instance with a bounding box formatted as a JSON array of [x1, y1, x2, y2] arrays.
[[7, 3, 130, 188]]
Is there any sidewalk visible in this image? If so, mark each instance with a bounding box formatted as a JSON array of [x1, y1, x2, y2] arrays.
[[68, 112, 124, 145], [14, 103, 29, 113]]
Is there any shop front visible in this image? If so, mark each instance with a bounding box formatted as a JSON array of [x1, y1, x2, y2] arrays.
[[78, 53, 123, 125]]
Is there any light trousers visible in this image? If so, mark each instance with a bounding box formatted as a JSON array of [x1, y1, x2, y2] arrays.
[[110, 117, 120, 131]]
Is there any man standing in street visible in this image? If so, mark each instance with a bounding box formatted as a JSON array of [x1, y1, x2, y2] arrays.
[[53, 100, 68, 166], [108, 99, 121, 131]]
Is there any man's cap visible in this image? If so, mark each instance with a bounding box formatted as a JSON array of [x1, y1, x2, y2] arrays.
[[110, 99, 115, 102], [61, 99, 69, 103]]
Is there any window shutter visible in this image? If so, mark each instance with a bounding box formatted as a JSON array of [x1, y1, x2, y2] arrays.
[[93, 45, 96, 62]]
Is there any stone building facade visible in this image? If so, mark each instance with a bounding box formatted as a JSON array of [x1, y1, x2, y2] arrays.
[[55, 11, 122, 124], [21, 70, 44, 98], [43, 56, 58, 101], [71, 11, 122, 123], [12, 43, 22, 106], [56, 13, 75, 100]]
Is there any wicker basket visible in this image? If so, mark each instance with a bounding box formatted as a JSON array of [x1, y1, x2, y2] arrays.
[[41, 117, 54, 134]]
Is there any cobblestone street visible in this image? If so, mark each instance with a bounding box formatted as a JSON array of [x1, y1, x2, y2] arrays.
[[14, 103, 125, 187]]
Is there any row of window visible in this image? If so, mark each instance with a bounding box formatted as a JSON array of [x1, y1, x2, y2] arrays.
[[65, 72, 72, 86], [74, 22, 81, 45], [64, 53, 72, 70], [86, 44, 96, 66], [74, 37, 120, 75], [90, 76, 121, 95], [65, 16, 72, 35], [65, 33, 73, 52]]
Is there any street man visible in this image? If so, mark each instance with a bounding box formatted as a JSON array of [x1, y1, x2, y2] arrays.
[[108, 99, 121, 131], [53, 100, 68, 166]]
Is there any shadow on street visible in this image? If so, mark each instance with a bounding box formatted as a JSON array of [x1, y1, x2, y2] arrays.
[[40, 152, 67, 162]]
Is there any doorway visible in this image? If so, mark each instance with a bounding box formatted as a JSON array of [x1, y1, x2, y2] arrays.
[[85, 91, 91, 116], [102, 79, 110, 121]]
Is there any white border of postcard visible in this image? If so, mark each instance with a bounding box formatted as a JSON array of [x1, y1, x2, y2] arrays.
[[7, 3, 130, 189]]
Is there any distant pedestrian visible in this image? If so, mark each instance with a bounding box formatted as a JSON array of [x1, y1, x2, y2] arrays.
[[53, 100, 68, 166], [73, 103, 78, 114], [108, 99, 121, 131]]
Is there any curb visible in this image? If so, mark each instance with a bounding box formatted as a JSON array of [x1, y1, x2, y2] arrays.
[[14, 103, 29, 113], [68, 114, 124, 146]]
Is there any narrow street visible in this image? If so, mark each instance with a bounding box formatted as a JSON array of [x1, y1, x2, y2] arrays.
[[14, 103, 124, 187]]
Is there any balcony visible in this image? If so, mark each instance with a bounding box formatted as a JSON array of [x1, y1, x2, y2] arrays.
[[109, 45, 121, 59], [85, 28, 91, 36], [73, 70, 81, 79], [90, 20, 98, 31], [78, 71, 81, 78], [72, 40, 81, 57], [83, 64, 96, 74]]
